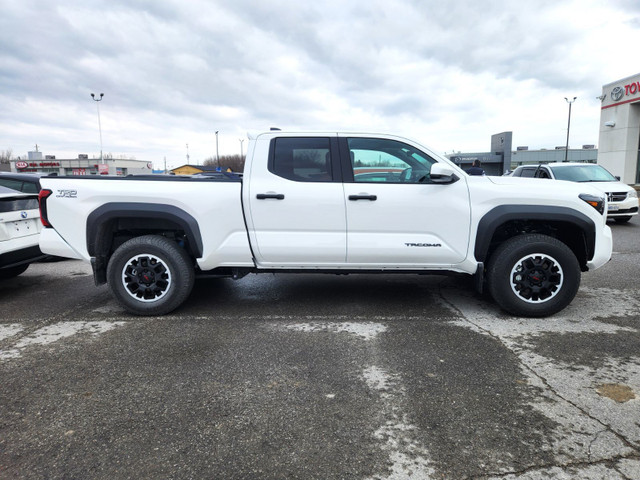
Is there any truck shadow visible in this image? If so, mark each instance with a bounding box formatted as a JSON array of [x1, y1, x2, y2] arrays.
[[180, 273, 472, 319]]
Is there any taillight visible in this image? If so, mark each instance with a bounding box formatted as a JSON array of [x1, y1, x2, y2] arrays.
[[39, 189, 53, 227]]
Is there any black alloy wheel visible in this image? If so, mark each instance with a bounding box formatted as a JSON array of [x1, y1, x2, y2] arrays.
[[487, 234, 581, 317], [107, 235, 195, 316]]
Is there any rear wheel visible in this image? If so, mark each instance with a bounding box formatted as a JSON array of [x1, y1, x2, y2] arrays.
[[487, 234, 580, 317], [106, 235, 195, 316]]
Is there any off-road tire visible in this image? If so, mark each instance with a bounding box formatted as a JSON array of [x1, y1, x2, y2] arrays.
[[106, 235, 195, 316], [487, 234, 580, 317]]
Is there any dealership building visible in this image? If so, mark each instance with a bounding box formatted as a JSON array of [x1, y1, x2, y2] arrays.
[[9, 150, 152, 176], [448, 72, 640, 185], [447, 132, 598, 176], [598, 72, 640, 184]]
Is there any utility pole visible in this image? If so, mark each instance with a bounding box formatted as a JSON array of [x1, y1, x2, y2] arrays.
[[215, 131, 220, 167], [90, 93, 104, 164], [564, 96, 576, 162], [186, 143, 190, 164], [239, 138, 244, 159]]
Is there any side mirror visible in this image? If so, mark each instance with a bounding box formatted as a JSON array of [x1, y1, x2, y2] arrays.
[[430, 163, 459, 184], [615, 176, 621, 181]]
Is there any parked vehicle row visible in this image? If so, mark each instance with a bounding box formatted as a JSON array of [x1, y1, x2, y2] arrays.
[[0, 185, 46, 279], [509, 163, 638, 223]]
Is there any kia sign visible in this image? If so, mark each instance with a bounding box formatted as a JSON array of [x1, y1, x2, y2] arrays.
[[15, 161, 28, 170]]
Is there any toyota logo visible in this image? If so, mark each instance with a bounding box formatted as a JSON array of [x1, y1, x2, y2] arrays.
[[611, 86, 624, 102]]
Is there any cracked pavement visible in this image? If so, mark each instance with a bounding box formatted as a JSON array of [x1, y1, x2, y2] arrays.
[[0, 218, 639, 479]]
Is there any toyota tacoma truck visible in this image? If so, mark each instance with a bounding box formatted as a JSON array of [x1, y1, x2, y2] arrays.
[[37, 131, 613, 317]]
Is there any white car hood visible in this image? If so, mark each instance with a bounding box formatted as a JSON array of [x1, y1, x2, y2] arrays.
[[486, 175, 605, 198], [570, 181, 634, 194], [487, 176, 630, 194]]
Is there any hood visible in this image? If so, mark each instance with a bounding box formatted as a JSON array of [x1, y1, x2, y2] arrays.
[[485, 175, 605, 199], [567, 181, 635, 194], [488, 176, 634, 194]]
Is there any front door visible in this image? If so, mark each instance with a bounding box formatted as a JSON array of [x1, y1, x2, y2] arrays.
[[340, 136, 471, 267]]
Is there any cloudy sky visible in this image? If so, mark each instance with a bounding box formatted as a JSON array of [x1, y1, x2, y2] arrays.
[[1, 0, 639, 169]]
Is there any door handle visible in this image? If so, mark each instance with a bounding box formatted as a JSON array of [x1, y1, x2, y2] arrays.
[[348, 194, 377, 201], [256, 193, 285, 200]]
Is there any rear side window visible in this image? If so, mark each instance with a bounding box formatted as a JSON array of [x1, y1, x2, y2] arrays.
[[519, 168, 536, 178], [0, 179, 25, 191], [0, 178, 39, 193], [270, 137, 333, 182]]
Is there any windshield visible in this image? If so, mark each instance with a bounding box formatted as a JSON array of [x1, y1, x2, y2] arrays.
[[550, 164, 617, 182]]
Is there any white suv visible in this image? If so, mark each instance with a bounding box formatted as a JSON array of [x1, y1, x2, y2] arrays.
[[0, 186, 46, 279], [511, 163, 639, 223]]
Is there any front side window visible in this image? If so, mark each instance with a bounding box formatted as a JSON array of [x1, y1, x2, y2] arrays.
[[519, 168, 536, 178], [271, 137, 333, 182], [348, 138, 436, 183]]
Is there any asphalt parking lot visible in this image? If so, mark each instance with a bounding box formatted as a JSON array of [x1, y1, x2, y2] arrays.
[[1, 217, 639, 479]]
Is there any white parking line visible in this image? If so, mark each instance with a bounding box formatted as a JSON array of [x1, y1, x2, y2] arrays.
[[0, 321, 126, 360], [276, 320, 435, 479], [283, 321, 388, 340], [363, 365, 435, 480], [0, 323, 24, 341]]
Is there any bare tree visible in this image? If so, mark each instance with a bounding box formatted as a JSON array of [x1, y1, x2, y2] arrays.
[[0, 149, 13, 164], [203, 154, 245, 172]]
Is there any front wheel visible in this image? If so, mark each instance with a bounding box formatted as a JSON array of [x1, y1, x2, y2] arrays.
[[106, 235, 195, 316], [487, 234, 580, 317], [613, 216, 631, 224]]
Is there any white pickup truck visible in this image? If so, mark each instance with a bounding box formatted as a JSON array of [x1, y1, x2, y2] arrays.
[[38, 131, 613, 317]]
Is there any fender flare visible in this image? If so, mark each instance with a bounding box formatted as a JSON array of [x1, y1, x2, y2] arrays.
[[474, 205, 596, 263], [86, 202, 203, 258]]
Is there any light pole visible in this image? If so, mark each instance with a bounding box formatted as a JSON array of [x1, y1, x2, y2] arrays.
[[215, 131, 220, 168], [239, 138, 244, 159], [90, 93, 104, 164], [564, 96, 576, 162], [186, 143, 190, 164]]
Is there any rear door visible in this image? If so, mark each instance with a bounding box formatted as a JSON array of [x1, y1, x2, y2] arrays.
[[340, 136, 471, 266], [245, 134, 347, 267]]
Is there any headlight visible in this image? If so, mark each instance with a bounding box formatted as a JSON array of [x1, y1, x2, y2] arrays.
[[579, 193, 605, 215], [629, 189, 638, 199]]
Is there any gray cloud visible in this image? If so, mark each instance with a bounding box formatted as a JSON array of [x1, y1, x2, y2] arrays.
[[0, 0, 638, 164]]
